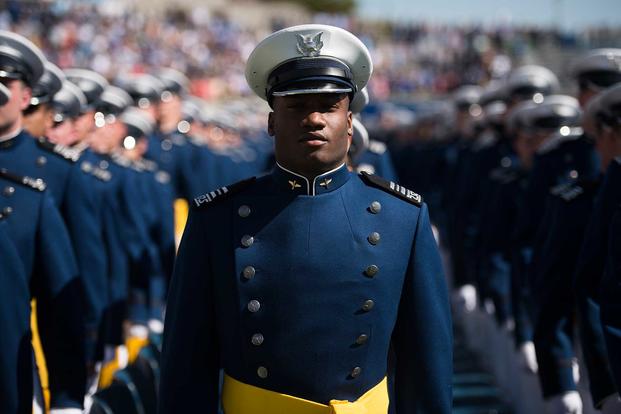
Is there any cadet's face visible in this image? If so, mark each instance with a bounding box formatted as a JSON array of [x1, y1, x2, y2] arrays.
[[595, 125, 621, 171], [159, 95, 181, 123], [47, 118, 78, 146], [269, 93, 352, 177], [75, 111, 95, 140], [0, 79, 31, 135], [23, 104, 54, 137]]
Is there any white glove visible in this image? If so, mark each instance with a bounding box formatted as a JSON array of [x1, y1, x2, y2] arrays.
[[600, 393, 621, 414], [571, 358, 580, 384], [484, 298, 496, 315], [502, 318, 515, 333], [148, 318, 164, 334], [518, 341, 539, 373], [128, 323, 149, 339], [544, 391, 583, 414], [49, 409, 83, 414], [455, 284, 477, 312]]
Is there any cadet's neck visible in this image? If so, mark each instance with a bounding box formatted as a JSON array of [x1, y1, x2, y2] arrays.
[[276, 161, 345, 182], [0, 126, 22, 143]]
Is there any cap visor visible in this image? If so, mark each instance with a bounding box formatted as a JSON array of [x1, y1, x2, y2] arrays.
[[272, 87, 352, 97]]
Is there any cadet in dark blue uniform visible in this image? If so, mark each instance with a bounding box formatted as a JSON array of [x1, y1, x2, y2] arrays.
[[0, 30, 87, 412], [0, 214, 31, 414], [0, 166, 86, 412], [0, 84, 33, 414], [600, 199, 621, 395], [0, 44, 107, 373], [160, 24, 452, 414], [570, 51, 621, 413], [575, 82, 621, 412]]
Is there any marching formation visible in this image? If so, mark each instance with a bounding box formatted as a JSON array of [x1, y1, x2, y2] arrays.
[[0, 10, 620, 414]]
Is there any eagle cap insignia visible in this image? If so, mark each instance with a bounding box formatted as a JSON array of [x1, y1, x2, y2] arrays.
[[296, 32, 324, 57]]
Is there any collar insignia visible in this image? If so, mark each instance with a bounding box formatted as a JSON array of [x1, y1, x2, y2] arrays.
[[319, 178, 332, 188], [288, 179, 302, 190]]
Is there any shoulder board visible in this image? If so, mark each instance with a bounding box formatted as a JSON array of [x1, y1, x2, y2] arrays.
[[193, 177, 256, 209], [489, 167, 518, 184], [36, 138, 81, 163], [555, 179, 600, 202], [537, 135, 562, 155], [550, 182, 573, 196], [110, 153, 141, 171], [0, 168, 46, 191], [472, 133, 498, 152], [356, 163, 376, 175], [359, 171, 422, 206], [368, 140, 387, 155], [80, 161, 111, 182], [188, 136, 206, 147]]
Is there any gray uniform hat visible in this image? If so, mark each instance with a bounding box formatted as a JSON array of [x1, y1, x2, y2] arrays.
[[245, 24, 372, 105], [0, 30, 46, 87]]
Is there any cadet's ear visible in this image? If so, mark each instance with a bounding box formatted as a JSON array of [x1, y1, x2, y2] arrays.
[[268, 112, 275, 137], [347, 110, 353, 136], [18, 83, 32, 112]]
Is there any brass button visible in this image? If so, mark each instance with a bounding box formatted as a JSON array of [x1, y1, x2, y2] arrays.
[[355, 334, 369, 345], [351, 366, 362, 378], [369, 201, 382, 214], [368, 232, 380, 245], [238, 205, 251, 218], [365, 265, 379, 277], [3, 186, 15, 197], [241, 235, 254, 248], [243, 266, 256, 280], [251, 333, 264, 346], [362, 300, 374, 312], [247, 300, 261, 313], [257, 366, 268, 379]]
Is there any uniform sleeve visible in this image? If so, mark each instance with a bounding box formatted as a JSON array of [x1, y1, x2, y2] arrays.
[[32, 192, 86, 409], [158, 209, 220, 414], [392, 203, 453, 413], [599, 208, 621, 394], [0, 226, 31, 414], [62, 167, 108, 362]]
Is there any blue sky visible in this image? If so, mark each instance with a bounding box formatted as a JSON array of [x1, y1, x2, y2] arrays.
[[356, 0, 621, 29]]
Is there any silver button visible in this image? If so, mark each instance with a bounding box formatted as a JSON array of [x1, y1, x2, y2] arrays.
[[241, 235, 254, 248], [351, 366, 362, 378], [3, 186, 15, 197], [161, 140, 173, 151], [251, 333, 264, 346], [247, 300, 261, 313], [569, 170, 579, 179], [356, 334, 369, 345], [369, 201, 382, 214], [238, 205, 251, 218], [243, 266, 256, 280], [257, 366, 268, 378], [99, 160, 109, 170], [362, 300, 374, 312], [368, 232, 380, 245], [365, 265, 379, 277], [36, 156, 47, 166], [2, 206, 13, 216]]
